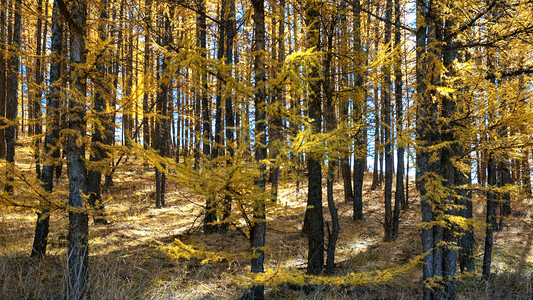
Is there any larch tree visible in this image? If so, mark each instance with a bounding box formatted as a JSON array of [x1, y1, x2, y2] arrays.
[[250, 0, 267, 298], [351, 0, 365, 221], [86, 0, 110, 224], [63, 0, 90, 296], [31, 0, 64, 258], [0, 0, 6, 160], [382, 0, 395, 242], [304, 0, 324, 276], [4, 0, 22, 195]]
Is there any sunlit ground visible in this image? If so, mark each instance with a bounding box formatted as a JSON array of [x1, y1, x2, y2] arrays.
[[1, 148, 532, 299]]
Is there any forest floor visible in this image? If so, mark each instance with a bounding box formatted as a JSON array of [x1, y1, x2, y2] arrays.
[[1, 141, 532, 299]]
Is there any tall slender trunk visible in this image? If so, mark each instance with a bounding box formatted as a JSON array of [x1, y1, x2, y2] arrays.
[[213, 0, 225, 160], [352, 0, 364, 221], [155, 12, 172, 209], [4, 0, 22, 194], [33, 0, 45, 179], [221, 0, 236, 232], [31, 0, 63, 258], [323, 21, 339, 274], [270, 0, 285, 201], [383, 0, 395, 242], [65, 0, 89, 296], [0, 0, 6, 160], [339, 2, 353, 205], [143, 0, 152, 150], [304, 2, 324, 276], [87, 0, 109, 224], [483, 154, 497, 278], [416, 1, 434, 298], [371, 6, 381, 191], [250, 1, 267, 298], [521, 149, 531, 195], [394, 0, 406, 211]]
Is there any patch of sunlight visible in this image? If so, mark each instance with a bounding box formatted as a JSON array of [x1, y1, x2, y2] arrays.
[[280, 257, 306, 269], [338, 238, 377, 256]]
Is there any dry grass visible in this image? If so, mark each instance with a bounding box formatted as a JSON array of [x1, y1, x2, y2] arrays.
[[1, 149, 532, 299]]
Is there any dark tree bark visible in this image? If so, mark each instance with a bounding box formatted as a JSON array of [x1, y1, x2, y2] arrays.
[[521, 149, 531, 195], [193, 0, 202, 170], [143, 0, 152, 150], [498, 158, 511, 223], [4, 0, 22, 194], [339, 3, 353, 205], [32, 0, 45, 179], [250, 0, 267, 298], [269, 0, 285, 201], [87, 0, 109, 224], [155, 10, 172, 209], [323, 18, 339, 275], [394, 0, 406, 211], [370, 6, 381, 191], [383, 0, 395, 242], [457, 158, 474, 273], [103, 9, 118, 193], [483, 154, 497, 278], [352, 0, 364, 221], [213, 0, 226, 161], [221, 0, 236, 232], [65, 0, 89, 296], [31, 0, 64, 258], [416, 1, 435, 298], [196, 0, 216, 232], [0, 0, 6, 160], [304, 2, 324, 276]]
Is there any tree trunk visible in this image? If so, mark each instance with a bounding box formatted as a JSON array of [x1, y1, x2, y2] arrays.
[[250, 0, 267, 298], [521, 149, 531, 195], [4, 0, 22, 194], [31, 0, 63, 258], [323, 21, 338, 275], [221, 0, 236, 232], [370, 7, 381, 191], [483, 154, 497, 278], [269, 0, 285, 202], [383, 0, 395, 242], [0, 0, 6, 160], [394, 0, 406, 211], [304, 2, 324, 276], [87, 0, 109, 224], [65, 0, 89, 296], [143, 0, 152, 149], [32, 0, 45, 179], [213, 0, 225, 161], [352, 0, 364, 221], [416, 1, 434, 298], [155, 11, 172, 209]]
